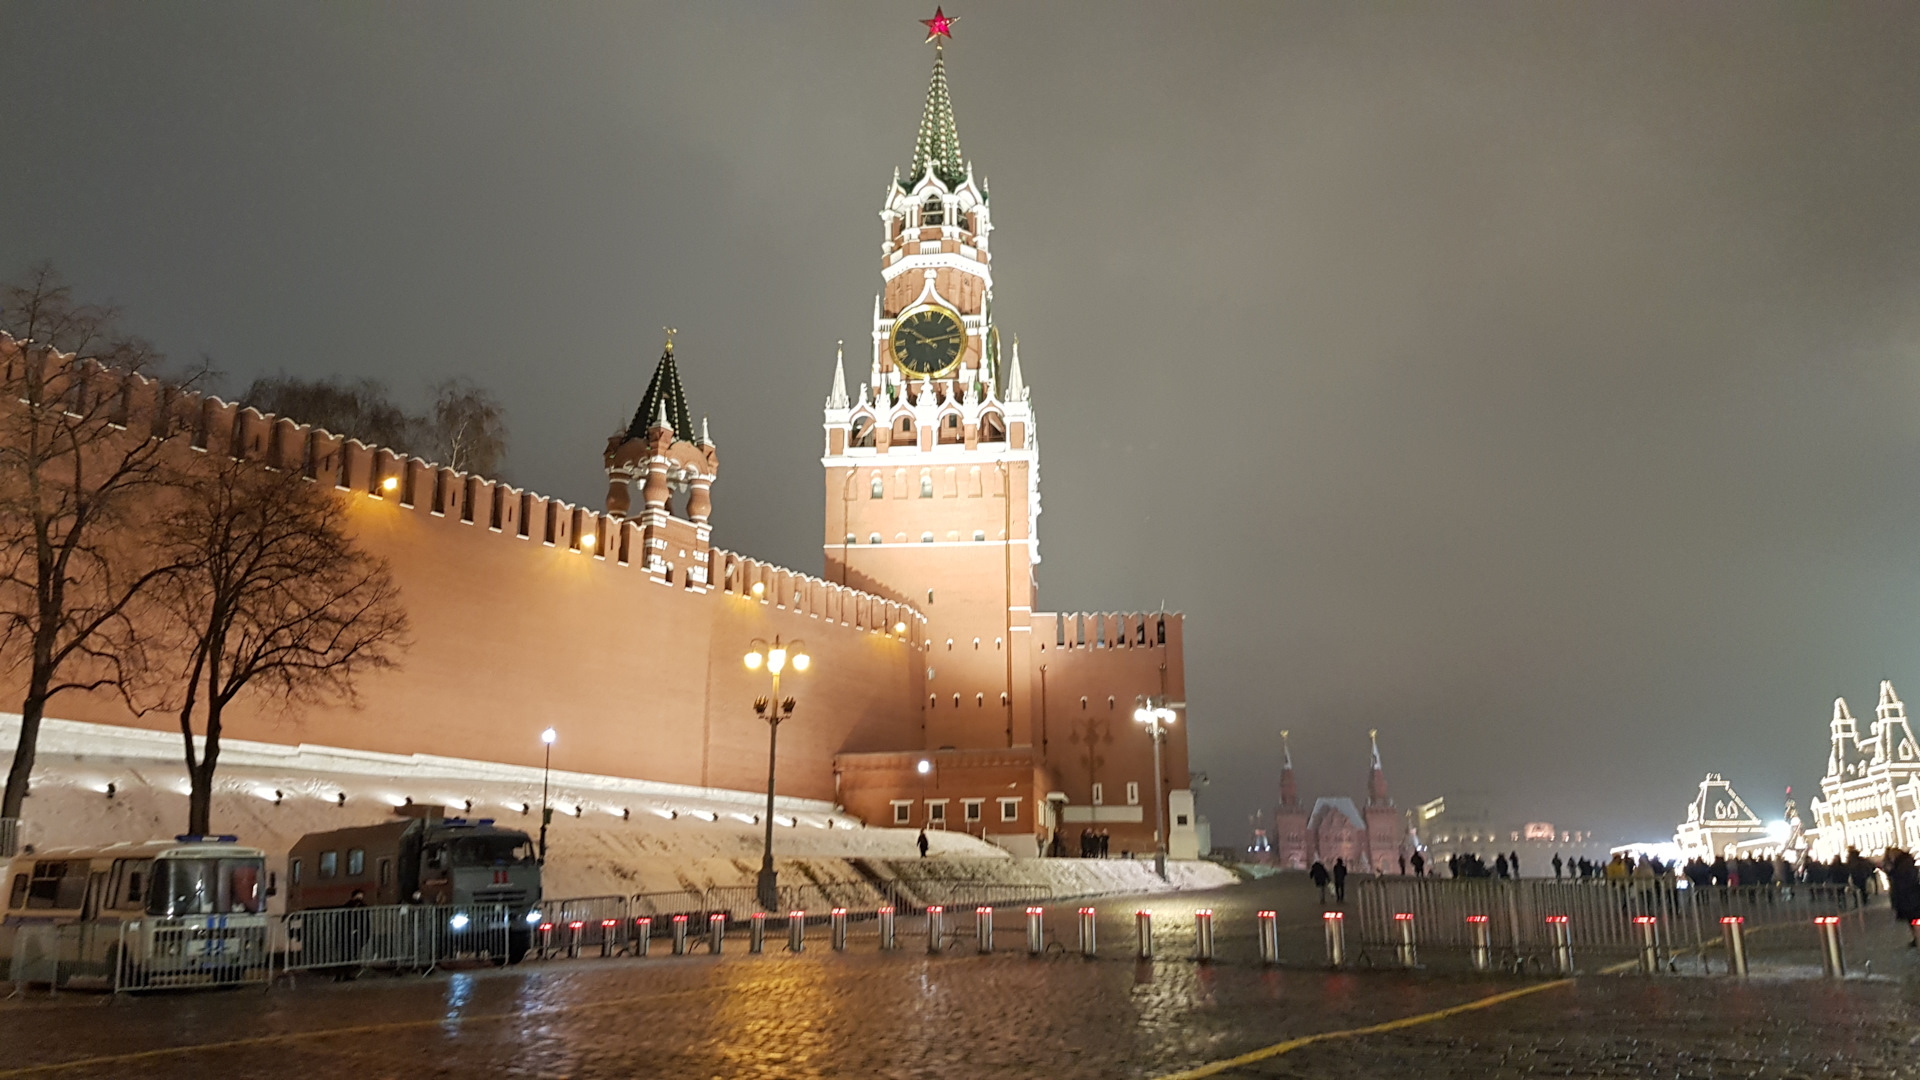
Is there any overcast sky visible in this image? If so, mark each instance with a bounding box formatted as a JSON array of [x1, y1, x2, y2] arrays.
[[6, 2, 1920, 846]]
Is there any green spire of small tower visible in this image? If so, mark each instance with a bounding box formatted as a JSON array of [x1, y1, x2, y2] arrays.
[[908, 43, 966, 189], [627, 329, 694, 441]]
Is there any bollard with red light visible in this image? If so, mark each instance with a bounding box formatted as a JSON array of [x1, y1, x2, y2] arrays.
[[1194, 909, 1215, 962], [1545, 916, 1572, 974], [1136, 910, 1154, 960], [1256, 910, 1279, 965], [671, 913, 689, 955], [976, 906, 994, 954], [633, 916, 652, 958], [708, 912, 726, 955], [1026, 906, 1045, 955], [538, 920, 555, 960], [1078, 907, 1097, 958], [831, 908, 849, 952], [1720, 916, 1747, 976], [878, 906, 896, 951], [788, 910, 806, 953], [749, 911, 766, 954], [927, 906, 945, 954], [1634, 916, 1659, 974], [601, 918, 621, 958], [1323, 911, 1346, 967], [1815, 916, 1844, 978], [567, 919, 586, 959], [1393, 913, 1417, 969], [1466, 915, 1492, 972]]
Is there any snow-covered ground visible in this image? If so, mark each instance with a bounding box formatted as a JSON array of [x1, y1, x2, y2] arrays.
[[2, 718, 1237, 906]]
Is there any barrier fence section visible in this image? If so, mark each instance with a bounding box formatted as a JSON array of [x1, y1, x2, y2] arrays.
[[0, 817, 18, 858], [279, 903, 514, 977], [1355, 879, 1859, 968], [115, 917, 274, 992]]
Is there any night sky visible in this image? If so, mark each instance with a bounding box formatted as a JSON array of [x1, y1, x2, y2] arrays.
[[7, 2, 1920, 847]]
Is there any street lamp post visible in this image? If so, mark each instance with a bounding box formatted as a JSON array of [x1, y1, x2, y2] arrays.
[[746, 635, 809, 911], [539, 727, 557, 864], [1132, 701, 1178, 880]]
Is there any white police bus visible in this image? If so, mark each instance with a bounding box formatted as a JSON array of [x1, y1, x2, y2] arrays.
[[2, 835, 270, 989]]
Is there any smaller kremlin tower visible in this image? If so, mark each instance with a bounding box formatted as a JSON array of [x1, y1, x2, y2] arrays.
[[1271, 730, 1309, 868]]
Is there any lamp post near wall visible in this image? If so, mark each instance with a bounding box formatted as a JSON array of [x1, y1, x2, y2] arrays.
[[539, 727, 557, 864], [1132, 700, 1178, 881], [747, 636, 809, 911]]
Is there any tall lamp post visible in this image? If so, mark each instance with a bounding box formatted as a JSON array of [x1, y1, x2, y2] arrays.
[[538, 727, 557, 865], [1132, 701, 1178, 880], [746, 635, 809, 911]]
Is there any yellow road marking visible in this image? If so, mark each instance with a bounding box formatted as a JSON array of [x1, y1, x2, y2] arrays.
[[1148, 978, 1576, 1080], [0, 982, 726, 1077]]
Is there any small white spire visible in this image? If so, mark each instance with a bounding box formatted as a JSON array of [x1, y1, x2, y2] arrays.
[[1369, 728, 1382, 770], [1280, 729, 1293, 770], [1005, 337, 1027, 401], [826, 341, 849, 409], [915, 379, 936, 408], [656, 402, 671, 433], [699, 416, 711, 445]]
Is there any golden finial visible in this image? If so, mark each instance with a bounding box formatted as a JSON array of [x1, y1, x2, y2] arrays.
[[663, 326, 678, 355]]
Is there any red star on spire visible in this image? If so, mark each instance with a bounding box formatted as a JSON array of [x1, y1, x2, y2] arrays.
[[921, 6, 957, 43]]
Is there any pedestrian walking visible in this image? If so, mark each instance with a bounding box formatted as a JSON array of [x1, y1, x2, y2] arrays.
[[1495, 853, 1509, 879], [1552, 853, 1563, 880], [1398, 853, 1407, 876], [1884, 848, 1920, 947], [1332, 858, 1349, 903], [1310, 860, 1330, 903], [1410, 851, 1426, 878], [1510, 851, 1520, 878], [917, 828, 930, 858]]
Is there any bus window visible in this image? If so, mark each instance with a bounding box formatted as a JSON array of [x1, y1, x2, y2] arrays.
[[109, 859, 149, 909], [147, 858, 267, 917], [347, 849, 365, 877], [319, 851, 338, 878], [8, 873, 25, 910], [27, 861, 87, 910]]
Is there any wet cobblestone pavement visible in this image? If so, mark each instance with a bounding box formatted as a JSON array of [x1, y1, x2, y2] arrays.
[[1, 878, 1915, 1079]]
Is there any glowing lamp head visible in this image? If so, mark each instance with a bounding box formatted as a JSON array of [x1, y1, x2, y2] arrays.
[[916, 759, 932, 776], [1133, 707, 1151, 724], [541, 727, 557, 746], [767, 646, 786, 674], [744, 650, 763, 670], [791, 651, 810, 672], [381, 476, 398, 492]]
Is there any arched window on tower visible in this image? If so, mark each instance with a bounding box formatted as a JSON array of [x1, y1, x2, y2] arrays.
[[853, 419, 877, 449], [870, 472, 884, 498], [979, 412, 1006, 443], [922, 197, 944, 227], [938, 413, 963, 444], [919, 473, 933, 498]]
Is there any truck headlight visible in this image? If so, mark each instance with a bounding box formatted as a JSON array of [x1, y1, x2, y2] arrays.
[[449, 912, 471, 931], [525, 910, 543, 925]]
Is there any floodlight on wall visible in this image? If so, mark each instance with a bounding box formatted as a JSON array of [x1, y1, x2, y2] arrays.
[[917, 760, 932, 776], [751, 581, 766, 598], [580, 531, 596, 550], [382, 476, 398, 492]]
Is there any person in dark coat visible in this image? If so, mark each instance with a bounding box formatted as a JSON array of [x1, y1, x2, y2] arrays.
[[1332, 858, 1349, 903], [1884, 849, 1920, 946], [1410, 851, 1426, 878], [1510, 851, 1521, 878], [917, 829, 930, 858], [1494, 853, 1510, 879], [1310, 860, 1330, 902]]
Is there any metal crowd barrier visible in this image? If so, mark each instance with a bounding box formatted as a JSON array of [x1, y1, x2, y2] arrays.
[[0, 817, 19, 858], [116, 918, 273, 992], [281, 903, 514, 976], [1354, 879, 1858, 969]]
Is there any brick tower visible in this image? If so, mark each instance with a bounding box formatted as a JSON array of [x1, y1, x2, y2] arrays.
[[605, 334, 719, 586], [821, 39, 1039, 753], [1363, 729, 1407, 872]]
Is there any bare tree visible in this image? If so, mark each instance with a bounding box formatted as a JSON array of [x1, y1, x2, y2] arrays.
[[160, 454, 409, 835], [0, 264, 184, 823], [427, 377, 507, 476], [241, 375, 424, 457]]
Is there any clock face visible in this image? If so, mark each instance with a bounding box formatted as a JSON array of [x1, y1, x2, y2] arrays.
[[889, 306, 966, 377]]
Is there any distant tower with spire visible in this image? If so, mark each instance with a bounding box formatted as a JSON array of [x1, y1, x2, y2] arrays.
[[1270, 730, 1310, 868], [604, 329, 719, 586]]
